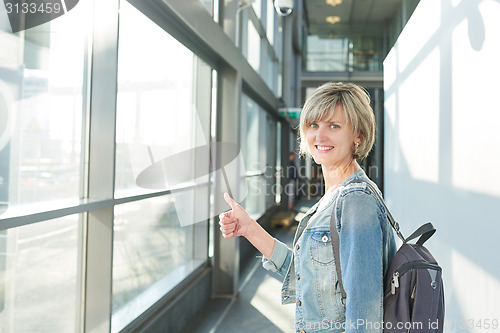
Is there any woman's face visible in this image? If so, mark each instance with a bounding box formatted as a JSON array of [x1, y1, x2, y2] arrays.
[[305, 104, 359, 168]]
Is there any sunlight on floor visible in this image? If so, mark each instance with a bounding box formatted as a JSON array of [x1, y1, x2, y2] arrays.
[[250, 274, 295, 332]]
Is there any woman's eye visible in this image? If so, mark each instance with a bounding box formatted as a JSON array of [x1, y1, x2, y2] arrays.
[[310, 123, 318, 128], [330, 124, 339, 129]]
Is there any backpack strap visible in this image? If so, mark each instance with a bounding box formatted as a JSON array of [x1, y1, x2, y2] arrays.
[[405, 222, 436, 245], [330, 209, 347, 308], [329, 178, 407, 309], [345, 179, 406, 243]]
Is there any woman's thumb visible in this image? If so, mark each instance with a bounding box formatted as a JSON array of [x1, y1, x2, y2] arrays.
[[223, 192, 237, 209]]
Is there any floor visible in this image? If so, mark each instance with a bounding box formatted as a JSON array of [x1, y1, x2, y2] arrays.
[[181, 223, 297, 333], [181, 197, 318, 333]]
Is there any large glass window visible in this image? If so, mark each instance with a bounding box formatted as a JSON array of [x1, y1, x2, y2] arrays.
[[0, 0, 283, 330], [265, 47, 277, 94], [252, 0, 262, 19], [0, 1, 91, 332], [115, 1, 210, 197], [242, 0, 281, 94], [112, 195, 204, 330], [305, 35, 349, 71], [0, 1, 90, 211], [266, 0, 276, 45], [0, 215, 81, 333], [304, 24, 385, 72], [246, 19, 261, 73], [241, 95, 276, 218], [113, 1, 211, 329]]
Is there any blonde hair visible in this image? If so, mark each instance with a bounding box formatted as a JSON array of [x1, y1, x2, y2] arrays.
[[298, 82, 375, 160]]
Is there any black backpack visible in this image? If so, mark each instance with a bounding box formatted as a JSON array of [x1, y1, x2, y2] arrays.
[[330, 179, 445, 332]]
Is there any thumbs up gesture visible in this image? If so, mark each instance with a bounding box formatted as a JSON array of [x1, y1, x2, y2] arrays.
[[219, 193, 252, 239]]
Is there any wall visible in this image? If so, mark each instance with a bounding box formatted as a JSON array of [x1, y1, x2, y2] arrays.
[[384, 0, 500, 331]]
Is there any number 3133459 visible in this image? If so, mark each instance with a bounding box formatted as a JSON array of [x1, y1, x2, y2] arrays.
[[5, 2, 63, 14]]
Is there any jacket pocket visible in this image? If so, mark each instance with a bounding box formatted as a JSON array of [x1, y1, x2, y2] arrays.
[[310, 230, 334, 265], [307, 229, 343, 321]]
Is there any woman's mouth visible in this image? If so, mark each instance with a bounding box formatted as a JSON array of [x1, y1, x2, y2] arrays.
[[315, 145, 334, 152]]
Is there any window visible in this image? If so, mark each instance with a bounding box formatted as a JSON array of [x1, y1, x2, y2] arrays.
[[0, 3, 90, 209], [115, 2, 211, 197], [0, 0, 285, 330], [246, 19, 261, 73], [0, 216, 81, 332], [0, 1, 91, 331], [304, 25, 385, 72], [112, 1, 211, 329], [241, 95, 276, 218], [266, 0, 276, 45], [112, 195, 204, 329]]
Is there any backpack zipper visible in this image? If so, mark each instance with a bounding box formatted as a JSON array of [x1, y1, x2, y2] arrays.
[[411, 285, 417, 299], [390, 261, 441, 295]]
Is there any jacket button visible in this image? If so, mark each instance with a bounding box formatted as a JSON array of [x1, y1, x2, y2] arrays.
[[322, 235, 328, 243], [300, 331, 306, 333], [297, 274, 300, 280], [297, 300, 302, 306], [295, 244, 300, 250]]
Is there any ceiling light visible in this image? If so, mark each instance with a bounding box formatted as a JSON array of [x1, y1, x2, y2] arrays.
[[326, 0, 342, 7], [326, 16, 341, 24]]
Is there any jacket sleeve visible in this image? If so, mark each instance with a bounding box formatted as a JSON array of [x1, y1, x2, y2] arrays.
[[261, 238, 293, 277], [338, 190, 384, 333]]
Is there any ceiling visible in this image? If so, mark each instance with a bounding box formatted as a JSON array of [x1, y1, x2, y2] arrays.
[[303, 0, 402, 37]]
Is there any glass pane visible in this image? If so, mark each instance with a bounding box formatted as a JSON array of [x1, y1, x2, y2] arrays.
[[0, 1, 90, 209], [275, 122, 282, 204], [265, 115, 276, 208], [243, 96, 262, 173], [112, 194, 205, 330], [252, 0, 262, 19], [305, 22, 386, 72], [265, 50, 276, 93], [244, 175, 266, 217], [241, 95, 275, 217], [246, 20, 261, 73], [305, 35, 349, 71], [115, 0, 210, 197], [351, 34, 384, 71], [0, 215, 80, 333], [266, 0, 275, 45], [113, 2, 210, 329]]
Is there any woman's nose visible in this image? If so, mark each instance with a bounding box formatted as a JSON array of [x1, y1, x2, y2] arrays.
[[315, 125, 328, 140]]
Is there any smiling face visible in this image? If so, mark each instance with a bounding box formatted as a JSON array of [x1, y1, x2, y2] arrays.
[[305, 104, 360, 167], [299, 82, 376, 163]]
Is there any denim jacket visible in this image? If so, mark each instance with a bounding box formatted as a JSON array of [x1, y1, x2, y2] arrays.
[[262, 169, 397, 333]]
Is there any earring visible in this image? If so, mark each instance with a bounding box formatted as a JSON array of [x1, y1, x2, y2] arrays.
[[353, 142, 360, 159]]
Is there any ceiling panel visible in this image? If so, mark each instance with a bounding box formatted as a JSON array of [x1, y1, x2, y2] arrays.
[[304, 0, 402, 36]]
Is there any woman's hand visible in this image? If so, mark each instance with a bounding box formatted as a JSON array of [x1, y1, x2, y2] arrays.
[[219, 193, 275, 258], [219, 193, 253, 239]]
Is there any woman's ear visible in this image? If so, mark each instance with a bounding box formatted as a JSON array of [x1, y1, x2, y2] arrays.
[[356, 133, 364, 144]]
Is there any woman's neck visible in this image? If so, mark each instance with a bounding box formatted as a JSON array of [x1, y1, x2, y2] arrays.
[[322, 159, 360, 192]]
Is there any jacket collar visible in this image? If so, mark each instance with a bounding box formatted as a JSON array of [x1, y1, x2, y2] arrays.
[[303, 168, 368, 217]]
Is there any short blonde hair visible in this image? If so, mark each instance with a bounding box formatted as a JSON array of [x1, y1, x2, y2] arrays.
[[299, 82, 375, 160]]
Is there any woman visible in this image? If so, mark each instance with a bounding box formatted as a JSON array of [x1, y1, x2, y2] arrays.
[[219, 82, 397, 333]]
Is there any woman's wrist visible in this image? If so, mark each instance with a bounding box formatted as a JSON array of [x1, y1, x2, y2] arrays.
[[243, 217, 260, 242], [244, 218, 275, 259]]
